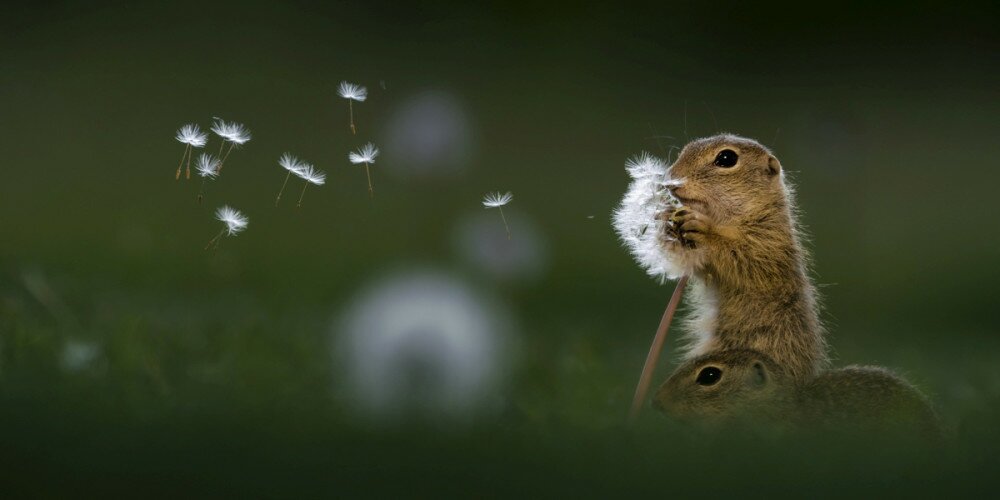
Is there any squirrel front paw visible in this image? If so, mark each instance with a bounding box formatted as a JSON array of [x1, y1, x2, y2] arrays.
[[658, 206, 714, 249]]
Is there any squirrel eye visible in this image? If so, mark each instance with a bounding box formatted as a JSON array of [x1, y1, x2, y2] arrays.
[[696, 366, 722, 386], [713, 149, 738, 168]]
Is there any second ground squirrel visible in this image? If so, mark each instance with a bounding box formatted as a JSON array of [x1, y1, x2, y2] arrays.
[[652, 349, 941, 437], [659, 134, 828, 379]]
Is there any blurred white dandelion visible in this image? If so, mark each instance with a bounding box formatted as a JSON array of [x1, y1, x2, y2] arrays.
[[338, 81, 367, 135], [210, 118, 251, 172], [293, 163, 326, 207], [205, 205, 248, 250], [482, 191, 513, 240], [274, 153, 307, 206], [194, 153, 221, 204], [174, 123, 208, 180], [348, 142, 380, 198], [61, 339, 101, 373], [336, 270, 513, 422], [611, 151, 683, 281], [383, 91, 474, 179]]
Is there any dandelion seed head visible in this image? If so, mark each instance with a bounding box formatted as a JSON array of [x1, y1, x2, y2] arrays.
[[482, 191, 513, 208], [215, 205, 249, 236], [296, 164, 326, 185], [338, 81, 368, 102], [612, 151, 683, 281], [279, 153, 306, 174], [211, 118, 252, 145], [195, 153, 221, 178], [348, 143, 380, 164], [175, 123, 208, 147]]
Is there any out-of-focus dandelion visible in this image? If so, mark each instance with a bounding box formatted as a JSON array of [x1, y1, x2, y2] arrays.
[[336, 270, 512, 422], [210, 118, 251, 172], [194, 153, 221, 204], [482, 191, 513, 239], [293, 164, 326, 207], [348, 142, 379, 198], [338, 81, 367, 134], [174, 124, 208, 180], [205, 205, 248, 250], [274, 153, 306, 207]]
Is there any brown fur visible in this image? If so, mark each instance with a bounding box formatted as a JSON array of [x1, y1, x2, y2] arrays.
[[659, 133, 827, 379], [653, 350, 941, 437]]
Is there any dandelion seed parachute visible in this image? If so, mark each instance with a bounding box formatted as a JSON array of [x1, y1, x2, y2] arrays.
[[210, 118, 252, 144], [481, 191, 512, 208], [338, 82, 368, 134], [348, 143, 379, 197], [295, 164, 326, 185], [348, 143, 380, 164], [275, 153, 308, 206], [338, 81, 368, 102], [175, 124, 208, 147], [215, 205, 248, 236], [195, 154, 221, 178], [175, 123, 208, 180]]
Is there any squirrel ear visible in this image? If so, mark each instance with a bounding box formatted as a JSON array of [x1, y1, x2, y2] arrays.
[[766, 155, 781, 176], [752, 361, 769, 387]]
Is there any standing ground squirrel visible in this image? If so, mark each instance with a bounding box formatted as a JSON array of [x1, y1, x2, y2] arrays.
[[659, 134, 827, 379], [652, 349, 941, 437]]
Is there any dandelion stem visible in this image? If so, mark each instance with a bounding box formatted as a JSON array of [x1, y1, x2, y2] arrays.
[[175, 144, 190, 180], [204, 229, 225, 251], [349, 100, 356, 135], [218, 142, 235, 173], [628, 275, 689, 423], [297, 182, 309, 207], [275, 171, 292, 207], [197, 178, 207, 204], [185, 147, 194, 180], [365, 162, 374, 198], [499, 207, 510, 240]]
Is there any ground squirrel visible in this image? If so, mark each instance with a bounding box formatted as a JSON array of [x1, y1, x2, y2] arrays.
[[652, 349, 941, 436], [658, 134, 827, 379]]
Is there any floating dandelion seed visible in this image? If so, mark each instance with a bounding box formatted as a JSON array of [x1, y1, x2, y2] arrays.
[[210, 118, 251, 172], [274, 153, 307, 206], [194, 153, 221, 204], [348, 142, 380, 198], [174, 124, 207, 180], [338, 81, 367, 134], [205, 205, 248, 250], [293, 163, 326, 207], [482, 191, 513, 240]]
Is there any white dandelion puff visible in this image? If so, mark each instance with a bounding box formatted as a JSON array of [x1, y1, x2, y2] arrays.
[[611, 151, 683, 281], [274, 153, 307, 206], [338, 81, 367, 134], [348, 143, 380, 198], [292, 163, 326, 207], [194, 153, 221, 203], [210, 118, 251, 172], [174, 123, 208, 180], [205, 205, 248, 250], [482, 191, 513, 239]]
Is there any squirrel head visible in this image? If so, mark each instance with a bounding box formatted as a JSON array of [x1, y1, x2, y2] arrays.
[[653, 349, 791, 422], [666, 134, 785, 223]]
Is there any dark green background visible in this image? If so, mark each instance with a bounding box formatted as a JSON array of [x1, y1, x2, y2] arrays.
[[2, 0, 998, 495]]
